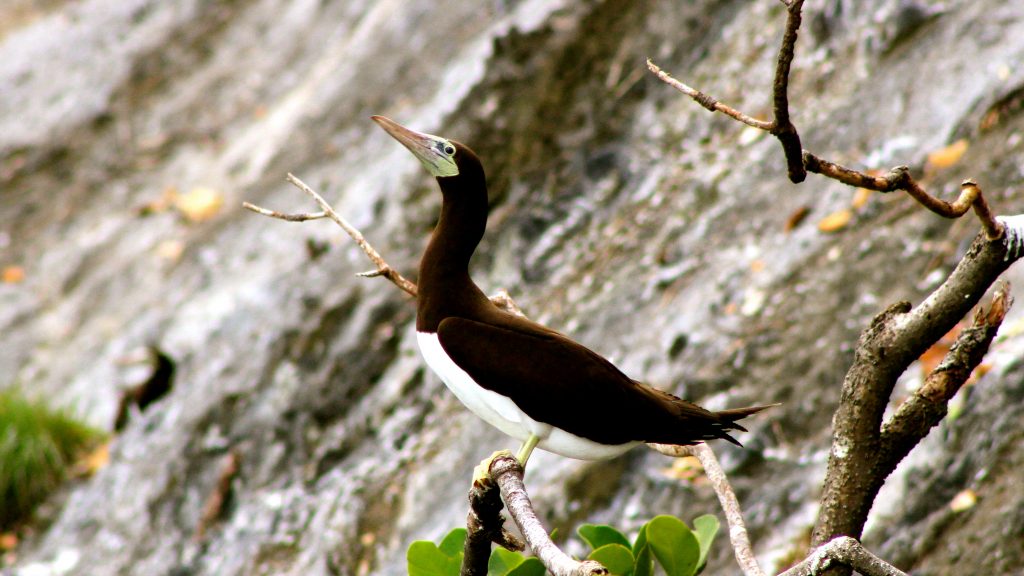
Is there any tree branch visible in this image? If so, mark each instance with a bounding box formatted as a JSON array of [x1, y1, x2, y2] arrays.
[[648, 443, 765, 576], [463, 474, 524, 576], [649, 1, 1023, 574], [487, 454, 609, 576], [777, 537, 908, 576], [811, 235, 1017, 576], [648, 2, 1003, 235], [244, 174, 524, 314]]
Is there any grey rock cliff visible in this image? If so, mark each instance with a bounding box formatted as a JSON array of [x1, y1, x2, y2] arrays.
[[2, 1, 1023, 575]]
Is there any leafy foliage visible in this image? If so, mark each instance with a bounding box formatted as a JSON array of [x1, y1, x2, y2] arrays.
[[0, 388, 105, 529], [406, 514, 719, 576]]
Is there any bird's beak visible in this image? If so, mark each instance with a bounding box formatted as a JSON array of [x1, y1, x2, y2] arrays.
[[371, 115, 459, 178]]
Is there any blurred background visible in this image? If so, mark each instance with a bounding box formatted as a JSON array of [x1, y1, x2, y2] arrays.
[[2, 0, 1024, 574]]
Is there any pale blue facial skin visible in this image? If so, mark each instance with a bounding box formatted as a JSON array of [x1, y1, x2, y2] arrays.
[[372, 116, 460, 177]]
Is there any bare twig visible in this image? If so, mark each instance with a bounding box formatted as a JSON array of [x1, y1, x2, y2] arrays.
[[648, 0, 1002, 232], [646, 60, 773, 131], [771, 0, 806, 182], [193, 450, 241, 542], [648, 443, 767, 576], [486, 453, 609, 576], [244, 174, 419, 297], [244, 175, 529, 316]]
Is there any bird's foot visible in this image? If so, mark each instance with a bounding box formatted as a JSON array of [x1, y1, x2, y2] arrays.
[[472, 449, 514, 488]]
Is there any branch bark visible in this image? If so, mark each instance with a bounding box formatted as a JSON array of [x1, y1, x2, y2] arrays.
[[463, 474, 524, 576], [487, 454, 609, 576]]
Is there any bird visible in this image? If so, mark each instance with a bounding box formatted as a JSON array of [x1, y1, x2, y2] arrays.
[[372, 115, 771, 468]]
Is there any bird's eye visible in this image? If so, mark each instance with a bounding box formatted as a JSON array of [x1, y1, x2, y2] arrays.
[[444, 144, 455, 155]]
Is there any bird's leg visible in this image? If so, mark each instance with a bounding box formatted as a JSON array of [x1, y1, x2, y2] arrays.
[[516, 434, 540, 468], [472, 449, 514, 486], [470, 435, 540, 487]]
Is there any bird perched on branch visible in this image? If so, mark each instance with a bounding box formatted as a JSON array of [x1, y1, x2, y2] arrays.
[[373, 116, 771, 468]]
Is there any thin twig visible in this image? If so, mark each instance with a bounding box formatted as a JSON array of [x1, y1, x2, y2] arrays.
[[244, 174, 419, 297], [648, 0, 1001, 232], [487, 454, 609, 576], [241, 202, 327, 222], [771, 0, 806, 182], [646, 60, 773, 131], [648, 443, 766, 576], [244, 175, 531, 316]]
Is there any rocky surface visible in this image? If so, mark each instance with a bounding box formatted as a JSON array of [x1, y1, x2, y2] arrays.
[[2, 0, 1023, 575]]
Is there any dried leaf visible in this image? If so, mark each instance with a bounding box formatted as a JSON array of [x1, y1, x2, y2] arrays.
[[926, 139, 969, 170], [817, 209, 853, 233], [156, 240, 186, 263], [661, 456, 704, 481], [138, 186, 178, 216], [851, 188, 873, 210], [784, 206, 810, 232], [0, 532, 17, 550], [2, 265, 25, 284], [174, 186, 224, 223], [949, 488, 977, 512], [75, 442, 110, 477], [919, 323, 962, 378]]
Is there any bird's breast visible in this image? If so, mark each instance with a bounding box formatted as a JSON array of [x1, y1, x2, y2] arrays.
[[415, 331, 639, 460]]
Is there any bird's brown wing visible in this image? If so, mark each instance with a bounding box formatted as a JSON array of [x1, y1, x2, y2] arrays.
[[436, 315, 745, 446]]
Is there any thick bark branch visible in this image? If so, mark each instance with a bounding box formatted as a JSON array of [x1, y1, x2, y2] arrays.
[[812, 233, 1017, 574], [777, 537, 908, 576], [463, 476, 524, 576]]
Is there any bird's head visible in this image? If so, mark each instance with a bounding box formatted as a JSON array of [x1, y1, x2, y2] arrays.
[[372, 115, 462, 178]]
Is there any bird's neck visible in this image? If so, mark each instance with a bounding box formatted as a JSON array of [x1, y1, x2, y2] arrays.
[[416, 174, 490, 332]]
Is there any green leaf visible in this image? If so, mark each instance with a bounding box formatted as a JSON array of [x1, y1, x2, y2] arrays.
[[588, 543, 635, 575], [488, 547, 526, 575], [505, 557, 546, 576], [439, 528, 467, 557], [632, 523, 649, 555], [578, 524, 632, 552], [407, 540, 462, 576], [633, 544, 654, 576], [691, 515, 720, 572], [646, 515, 701, 576]]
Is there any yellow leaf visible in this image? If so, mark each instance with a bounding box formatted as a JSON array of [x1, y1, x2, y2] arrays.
[[75, 442, 110, 477], [784, 206, 810, 232], [2, 265, 25, 284], [949, 488, 977, 512], [851, 188, 873, 210], [156, 239, 186, 263], [174, 186, 224, 223], [817, 209, 853, 233], [926, 139, 969, 170], [661, 456, 704, 481]]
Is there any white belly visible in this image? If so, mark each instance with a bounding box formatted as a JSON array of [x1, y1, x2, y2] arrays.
[[416, 331, 639, 460]]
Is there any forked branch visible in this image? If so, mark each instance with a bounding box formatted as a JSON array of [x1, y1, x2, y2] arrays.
[[647, 0, 1002, 238]]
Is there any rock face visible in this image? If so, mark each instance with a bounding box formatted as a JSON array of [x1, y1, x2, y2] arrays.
[[3, 1, 1024, 575]]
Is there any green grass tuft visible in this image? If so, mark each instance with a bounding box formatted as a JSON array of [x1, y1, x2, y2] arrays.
[[0, 387, 105, 530]]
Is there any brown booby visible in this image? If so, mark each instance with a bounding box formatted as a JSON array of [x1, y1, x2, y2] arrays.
[[372, 116, 770, 467]]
